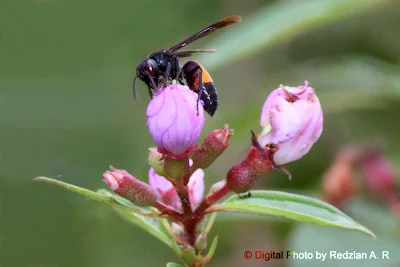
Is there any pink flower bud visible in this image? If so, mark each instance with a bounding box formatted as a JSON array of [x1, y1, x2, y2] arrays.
[[357, 147, 397, 201], [322, 147, 359, 208], [148, 162, 204, 211], [187, 168, 205, 210], [148, 168, 181, 210], [258, 81, 323, 165], [103, 166, 157, 207], [146, 83, 205, 157]]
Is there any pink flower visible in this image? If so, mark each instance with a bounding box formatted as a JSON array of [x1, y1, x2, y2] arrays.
[[103, 166, 157, 207], [258, 81, 323, 165], [148, 163, 204, 211], [146, 83, 205, 157]]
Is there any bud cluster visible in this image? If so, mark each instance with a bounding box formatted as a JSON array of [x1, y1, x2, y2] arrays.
[[322, 144, 399, 219], [101, 82, 323, 265]]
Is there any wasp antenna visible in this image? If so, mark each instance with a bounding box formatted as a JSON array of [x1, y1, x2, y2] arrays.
[[133, 75, 139, 107]]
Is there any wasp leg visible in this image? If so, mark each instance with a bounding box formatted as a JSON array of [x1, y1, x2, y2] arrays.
[[174, 58, 180, 81], [147, 86, 153, 99], [147, 74, 158, 98], [164, 62, 171, 87], [177, 71, 185, 85], [196, 67, 204, 116], [238, 192, 252, 199]]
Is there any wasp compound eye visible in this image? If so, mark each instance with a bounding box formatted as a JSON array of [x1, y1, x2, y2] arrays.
[[144, 59, 157, 75]]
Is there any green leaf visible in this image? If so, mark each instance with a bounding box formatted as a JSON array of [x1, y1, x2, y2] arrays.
[[204, 212, 217, 234], [166, 263, 184, 267], [199, 0, 396, 71], [203, 235, 218, 264], [35, 177, 155, 216], [36, 177, 175, 249], [99, 190, 175, 250], [209, 190, 375, 238]]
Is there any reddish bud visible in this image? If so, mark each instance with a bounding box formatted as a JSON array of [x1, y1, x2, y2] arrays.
[[227, 135, 274, 193], [192, 125, 233, 169], [357, 146, 397, 202], [103, 166, 157, 207], [322, 147, 359, 207]]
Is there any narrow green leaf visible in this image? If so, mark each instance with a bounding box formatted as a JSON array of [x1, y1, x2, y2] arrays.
[[36, 176, 115, 203], [204, 212, 217, 234], [36, 177, 175, 249], [100, 190, 175, 250], [199, 0, 396, 70], [166, 263, 184, 267], [209, 190, 375, 238], [35, 177, 156, 217], [203, 235, 218, 264]]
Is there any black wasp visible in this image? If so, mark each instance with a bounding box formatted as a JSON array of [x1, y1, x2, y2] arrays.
[[133, 15, 241, 116]]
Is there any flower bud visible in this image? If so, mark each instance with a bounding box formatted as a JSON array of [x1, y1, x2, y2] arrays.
[[148, 164, 205, 211], [146, 83, 205, 157], [171, 222, 185, 240], [192, 125, 233, 169], [148, 168, 181, 210], [322, 147, 359, 207], [357, 146, 397, 202], [227, 135, 275, 193], [148, 148, 164, 176], [258, 81, 323, 165], [195, 232, 207, 252], [188, 168, 205, 210], [103, 166, 157, 207]]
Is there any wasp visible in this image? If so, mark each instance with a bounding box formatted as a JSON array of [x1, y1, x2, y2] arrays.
[[133, 15, 241, 116]]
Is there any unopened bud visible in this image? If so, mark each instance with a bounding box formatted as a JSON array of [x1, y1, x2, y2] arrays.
[[227, 136, 274, 193], [148, 148, 164, 176], [180, 245, 197, 264], [258, 81, 323, 165], [146, 84, 205, 158], [164, 157, 190, 180], [322, 147, 359, 208], [171, 222, 185, 240], [357, 145, 397, 201], [195, 232, 207, 252], [192, 125, 233, 169], [103, 166, 157, 207], [148, 167, 181, 210]]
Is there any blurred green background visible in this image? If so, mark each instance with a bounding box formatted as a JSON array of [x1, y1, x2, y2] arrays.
[[1, 0, 400, 266]]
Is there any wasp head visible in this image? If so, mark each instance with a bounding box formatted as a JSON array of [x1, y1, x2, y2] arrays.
[[136, 59, 158, 81]]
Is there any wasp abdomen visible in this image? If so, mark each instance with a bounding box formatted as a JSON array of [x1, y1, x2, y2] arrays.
[[202, 82, 218, 116], [182, 60, 219, 117]]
